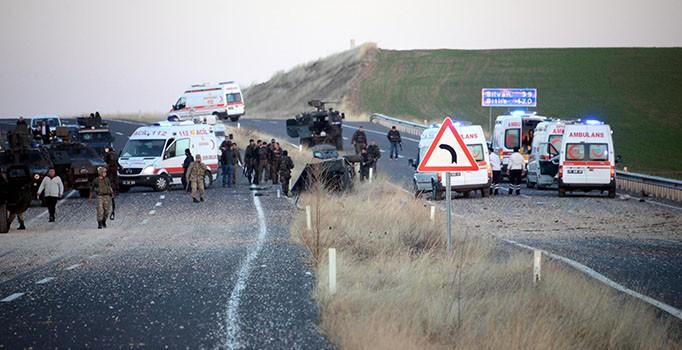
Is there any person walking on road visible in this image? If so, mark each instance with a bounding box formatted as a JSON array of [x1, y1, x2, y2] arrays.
[[244, 140, 257, 184], [36, 168, 64, 222], [186, 154, 208, 203], [231, 143, 242, 185], [359, 147, 372, 181], [89, 167, 114, 229], [279, 150, 294, 197], [182, 148, 194, 192], [387, 126, 402, 160], [367, 141, 381, 174], [104, 147, 119, 195], [489, 148, 502, 195], [269, 142, 282, 185], [219, 138, 232, 187], [256, 141, 269, 185], [221, 143, 237, 188], [507, 147, 524, 195], [351, 127, 368, 155]]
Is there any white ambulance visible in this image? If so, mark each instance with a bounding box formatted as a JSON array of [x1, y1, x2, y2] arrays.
[[409, 124, 491, 199], [558, 121, 616, 198], [526, 120, 566, 188], [492, 111, 547, 172], [118, 121, 220, 192], [168, 81, 245, 122]]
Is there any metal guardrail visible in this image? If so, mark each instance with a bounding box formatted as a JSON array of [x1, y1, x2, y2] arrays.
[[371, 113, 682, 203]]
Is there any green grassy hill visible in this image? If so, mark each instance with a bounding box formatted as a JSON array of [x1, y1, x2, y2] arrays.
[[358, 48, 682, 175]]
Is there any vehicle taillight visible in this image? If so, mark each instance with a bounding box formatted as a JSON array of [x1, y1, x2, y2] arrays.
[[610, 166, 615, 179], [487, 165, 492, 179], [558, 165, 563, 178]]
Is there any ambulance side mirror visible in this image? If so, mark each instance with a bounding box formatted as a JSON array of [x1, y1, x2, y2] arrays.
[[615, 155, 623, 164]]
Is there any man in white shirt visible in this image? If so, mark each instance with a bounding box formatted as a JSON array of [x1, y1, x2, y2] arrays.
[[37, 168, 64, 222], [507, 147, 525, 195], [489, 148, 502, 195]]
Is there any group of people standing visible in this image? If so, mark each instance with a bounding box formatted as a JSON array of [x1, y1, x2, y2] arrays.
[[350, 125, 402, 181], [488, 147, 525, 196], [243, 138, 295, 196]]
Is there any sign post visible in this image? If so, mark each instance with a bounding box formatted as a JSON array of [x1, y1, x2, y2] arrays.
[[417, 117, 479, 253]]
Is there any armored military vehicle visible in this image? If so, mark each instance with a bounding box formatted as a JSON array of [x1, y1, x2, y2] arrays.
[[47, 142, 106, 198], [0, 130, 53, 199], [290, 144, 355, 194], [0, 130, 38, 232], [286, 100, 345, 150]]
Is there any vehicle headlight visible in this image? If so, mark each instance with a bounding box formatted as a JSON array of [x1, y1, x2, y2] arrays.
[[141, 166, 155, 175], [34, 174, 40, 180]]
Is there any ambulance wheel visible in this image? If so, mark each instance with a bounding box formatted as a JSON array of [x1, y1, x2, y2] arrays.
[[413, 181, 423, 198], [608, 188, 616, 198], [154, 175, 170, 192], [0, 204, 8, 234], [203, 172, 212, 188], [462, 191, 471, 199], [558, 186, 566, 197], [481, 188, 489, 198]]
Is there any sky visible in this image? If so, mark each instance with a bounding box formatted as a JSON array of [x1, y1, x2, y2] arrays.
[[1, 0, 681, 116]]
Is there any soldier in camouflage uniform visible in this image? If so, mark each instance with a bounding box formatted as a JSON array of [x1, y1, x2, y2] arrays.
[[279, 150, 294, 197], [186, 154, 208, 203], [89, 167, 114, 229]]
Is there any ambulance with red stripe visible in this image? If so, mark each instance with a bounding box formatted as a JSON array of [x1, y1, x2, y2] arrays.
[[526, 120, 567, 188], [409, 124, 491, 199], [168, 82, 245, 122], [558, 121, 616, 198], [117, 121, 220, 192], [492, 111, 547, 173]]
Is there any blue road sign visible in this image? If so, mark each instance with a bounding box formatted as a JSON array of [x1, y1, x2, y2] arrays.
[[481, 88, 537, 107]]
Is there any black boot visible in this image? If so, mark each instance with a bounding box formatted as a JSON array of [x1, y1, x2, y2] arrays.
[[508, 188, 513, 195], [200, 197, 204, 202], [102, 219, 107, 228], [516, 190, 521, 196], [193, 198, 200, 203], [98, 221, 103, 229], [49, 215, 55, 222], [18, 220, 26, 230]]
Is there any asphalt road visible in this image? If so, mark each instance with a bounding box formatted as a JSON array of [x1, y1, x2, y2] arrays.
[[0, 122, 333, 349]]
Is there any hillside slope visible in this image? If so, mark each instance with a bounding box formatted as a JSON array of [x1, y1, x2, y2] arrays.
[[246, 47, 682, 174]]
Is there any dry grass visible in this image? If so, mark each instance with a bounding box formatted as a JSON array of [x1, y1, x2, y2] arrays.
[[291, 177, 681, 350]]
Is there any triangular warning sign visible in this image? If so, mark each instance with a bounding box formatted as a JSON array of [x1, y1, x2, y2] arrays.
[[418, 117, 479, 172]]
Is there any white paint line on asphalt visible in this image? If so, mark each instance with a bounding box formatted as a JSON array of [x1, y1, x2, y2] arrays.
[[115, 131, 124, 136], [160, 195, 166, 200], [64, 263, 82, 271], [36, 277, 55, 285], [379, 149, 386, 153], [1, 293, 25, 302], [502, 238, 682, 321], [28, 189, 77, 224], [286, 142, 300, 149], [148, 210, 156, 215], [343, 124, 419, 143], [155, 202, 162, 207], [269, 121, 278, 124], [617, 192, 682, 211], [224, 195, 268, 349], [397, 155, 405, 159], [342, 136, 348, 140], [141, 219, 149, 225]]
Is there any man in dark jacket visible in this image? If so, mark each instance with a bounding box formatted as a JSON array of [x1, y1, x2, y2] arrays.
[[221, 144, 236, 188], [244, 139, 257, 184], [269, 142, 282, 185], [351, 127, 368, 155], [256, 142, 269, 185], [367, 141, 381, 174], [279, 150, 294, 197], [387, 126, 402, 160], [182, 148, 193, 192], [231, 143, 242, 185], [219, 139, 232, 186], [359, 147, 372, 181]]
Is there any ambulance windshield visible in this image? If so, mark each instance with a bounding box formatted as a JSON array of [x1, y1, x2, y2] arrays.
[[227, 93, 242, 103], [121, 139, 166, 157], [466, 144, 485, 161]]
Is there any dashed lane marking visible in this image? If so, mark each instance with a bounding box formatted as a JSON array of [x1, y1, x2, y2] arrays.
[[160, 195, 166, 200], [115, 131, 124, 136], [1, 293, 25, 302], [148, 210, 156, 215], [64, 263, 82, 271], [342, 137, 348, 140], [223, 194, 269, 349], [141, 219, 149, 225], [155, 202, 162, 207], [36, 277, 55, 285]]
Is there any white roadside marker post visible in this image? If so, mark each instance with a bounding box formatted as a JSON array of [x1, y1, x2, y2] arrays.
[[277, 189, 281, 198], [306, 205, 312, 230], [237, 122, 241, 129], [329, 248, 337, 294], [369, 167, 373, 183], [430, 205, 436, 222], [533, 249, 542, 285], [299, 144, 303, 152]]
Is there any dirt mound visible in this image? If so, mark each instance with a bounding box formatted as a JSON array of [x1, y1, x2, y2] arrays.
[[244, 43, 377, 119]]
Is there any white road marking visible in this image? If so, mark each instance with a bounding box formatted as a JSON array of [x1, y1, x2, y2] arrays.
[[342, 137, 348, 140], [141, 219, 149, 225], [36, 277, 55, 285], [397, 155, 405, 159], [286, 142, 300, 149], [115, 131, 124, 136], [155, 202, 162, 207], [617, 192, 681, 211], [343, 124, 419, 143], [160, 195, 166, 200], [269, 121, 278, 124], [1, 293, 25, 302], [28, 189, 77, 224], [64, 263, 82, 271], [224, 195, 268, 349], [503, 239, 682, 321], [148, 210, 156, 215], [379, 149, 386, 153]]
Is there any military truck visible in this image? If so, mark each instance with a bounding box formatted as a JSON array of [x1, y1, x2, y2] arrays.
[[0, 130, 38, 232], [47, 142, 106, 198], [286, 100, 345, 150], [0, 131, 53, 199]]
